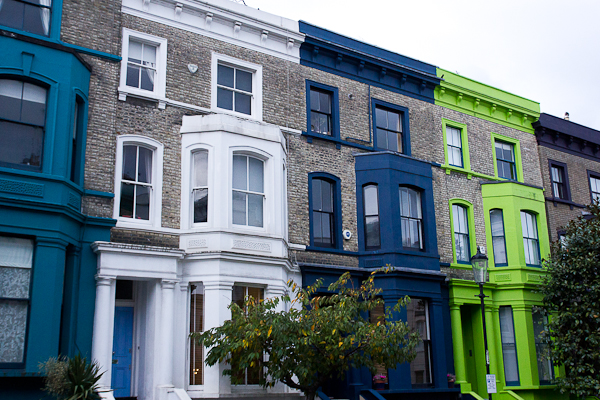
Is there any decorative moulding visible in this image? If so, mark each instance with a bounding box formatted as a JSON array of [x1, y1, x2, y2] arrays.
[[232, 239, 271, 253], [188, 238, 207, 248], [0, 179, 44, 197], [121, 0, 304, 63], [187, 63, 198, 74]]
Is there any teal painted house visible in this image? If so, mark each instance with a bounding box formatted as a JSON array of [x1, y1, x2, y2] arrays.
[[0, 1, 115, 397]]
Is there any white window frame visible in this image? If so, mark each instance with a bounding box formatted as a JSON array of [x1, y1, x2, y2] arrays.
[[113, 135, 164, 228], [229, 147, 270, 232], [118, 29, 168, 107], [182, 144, 213, 229], [211, 53, 263, 121]]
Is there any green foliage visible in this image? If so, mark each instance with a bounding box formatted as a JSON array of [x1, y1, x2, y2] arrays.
[[193, 268, 420, 400], [40, 354, 104, 400], [541, 202, 600, 398]]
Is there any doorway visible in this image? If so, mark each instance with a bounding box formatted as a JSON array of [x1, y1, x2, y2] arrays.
[[112, 280, 135, 398], [461, 304, 487, 398]]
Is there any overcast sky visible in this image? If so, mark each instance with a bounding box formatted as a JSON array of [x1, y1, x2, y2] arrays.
[[244, 0, 600, 130]]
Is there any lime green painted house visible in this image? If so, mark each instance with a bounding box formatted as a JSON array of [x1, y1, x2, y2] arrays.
[[435, 70, 567, 400]]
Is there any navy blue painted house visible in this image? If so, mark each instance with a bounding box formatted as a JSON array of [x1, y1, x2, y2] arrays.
[[297, 22, 457, 400]]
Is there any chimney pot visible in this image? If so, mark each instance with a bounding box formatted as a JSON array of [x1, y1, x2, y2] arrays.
[[565, 112, 570, 121]]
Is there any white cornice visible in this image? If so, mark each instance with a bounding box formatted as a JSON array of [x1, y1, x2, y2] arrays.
[[122, 0, 304, 63]]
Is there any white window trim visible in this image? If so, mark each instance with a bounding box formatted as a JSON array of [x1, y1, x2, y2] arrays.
[[113, 135, 164, 228], [182, 143, 214, 230], [118, 29, 168, 108], [229, 146, 271, 232], [211, 52, 263, 121]]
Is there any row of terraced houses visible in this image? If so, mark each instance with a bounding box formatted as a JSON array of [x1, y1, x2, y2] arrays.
[[1, 1, 599, 400]]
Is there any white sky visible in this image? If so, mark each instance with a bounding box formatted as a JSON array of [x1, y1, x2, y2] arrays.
[[244, 0, 600, 130]]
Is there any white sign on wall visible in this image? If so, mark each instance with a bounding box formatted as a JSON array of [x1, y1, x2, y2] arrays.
[[486, 374, 497, 394]]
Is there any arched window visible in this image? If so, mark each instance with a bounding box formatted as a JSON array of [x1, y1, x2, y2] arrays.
[[400, 187, 423, 249], [521, 211, 540, 266], [191, 150, 208, 224], [363, 184, 380, 250], [311, 178, 335, 248], [0, 79, 47, 171], [452, 204, 470, 263], [490, 209, 507, 266], [232, 154, 264, 227]]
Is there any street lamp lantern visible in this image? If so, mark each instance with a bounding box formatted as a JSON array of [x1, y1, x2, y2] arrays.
[[471, 246, 488, 284]]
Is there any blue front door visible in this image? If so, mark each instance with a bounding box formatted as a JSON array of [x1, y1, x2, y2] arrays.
[[112, 306, 134, 398]]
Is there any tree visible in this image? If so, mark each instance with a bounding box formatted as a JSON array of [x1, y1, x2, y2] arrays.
[[541, 202, 600, 398], [193, 269, 420, 400]]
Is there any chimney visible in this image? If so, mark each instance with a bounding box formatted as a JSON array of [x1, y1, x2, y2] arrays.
[[564, 112, 570, 121]]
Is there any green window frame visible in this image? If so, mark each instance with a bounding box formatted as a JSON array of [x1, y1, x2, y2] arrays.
[[449, 199, 476, 266], [532, 310, 554, 385], [491, 133, 523, 182], [490, 209, 507, 266], [442, 119, 471, 173], [499, 306, 520, 386]]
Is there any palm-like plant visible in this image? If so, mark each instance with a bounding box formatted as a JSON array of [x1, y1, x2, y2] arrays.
[[65, 354, 104, 400]]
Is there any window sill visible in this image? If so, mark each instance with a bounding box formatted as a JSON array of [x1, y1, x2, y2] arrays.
[[450, 262, 472, 270], [504, 385, 557, 391], [440, 164, 501, 181], [118, 87, 167, 109], [302, 131, 373, 151], [211, 106, 262, 122], [306, 245, 358, 256], [545, 197, 585, 209]]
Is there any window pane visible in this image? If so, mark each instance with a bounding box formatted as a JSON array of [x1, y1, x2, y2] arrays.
[[23, 2, 47, 36], [320, 212, 332, 243], [235, 92, 251, 115], [128, 40, 143, 63], [387, 130, 398, 152], [140, 68, 155, 91], [247, 157, 263, 193], [410, 219, 420, 248], [135, 185, 150, 220], [455, 233, 469, 262], [0, 79, 23, 122], [363, 185, 378, 216], [138, 147, 153, 184], [319, 114, 330, 135], [119, 183, 134, 218], [0, 300, 28, 363], [310, 89, 320, 111], [247, 193, 263, 227], [500, 307, 519, 384], [21, 83, 46, 126], [122, 145, 137, 181], [375, 107, 387, 129], [407, 299, 432, 385], [450, 147, 462, 167], [397, 132, 403, 153], [409, 189, 421, 218], [388, 111, 400, 132], [142, 43, 156, 66], [400, 188, 409, 217], [0, 0, 25, 32], [126, 64, 140, 88], [401, 218, 410, 248], [217, 88, 233, 110], [376, 128, 387, 149], [319, 180, 332, 212], [319, 92, 331, 114], [365, 216, 380, 248], [232, 155, 247, 190], [193, 150, 208, 188], [0, 267, 31, 299], [0, 237, 33, 269], [193, 188, 208, 223], [189, 286, 204, 385], [232, 191, 246, 225], [312, 179, 322, 211], [312, 212, 322, 241], [0, 121, 43, 169], [490, 210, 504, 236], [235, 69, 252, 93], [493, 237, 507, 264], [217, 65, 234, 88]]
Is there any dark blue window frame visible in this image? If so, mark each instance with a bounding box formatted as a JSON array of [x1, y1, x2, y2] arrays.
[[308, 172, 343, 251], [371, 98, 410, 156], [306, 81, 340, 140]]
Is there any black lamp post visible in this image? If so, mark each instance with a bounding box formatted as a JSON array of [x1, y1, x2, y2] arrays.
[[471, 246, 492, 400]]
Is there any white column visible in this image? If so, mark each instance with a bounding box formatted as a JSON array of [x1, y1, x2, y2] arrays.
[[172, 282, 189, 389], [91, 275, 116, 391], [203, 281, 234, 395], [159, 279, 177, 387]]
